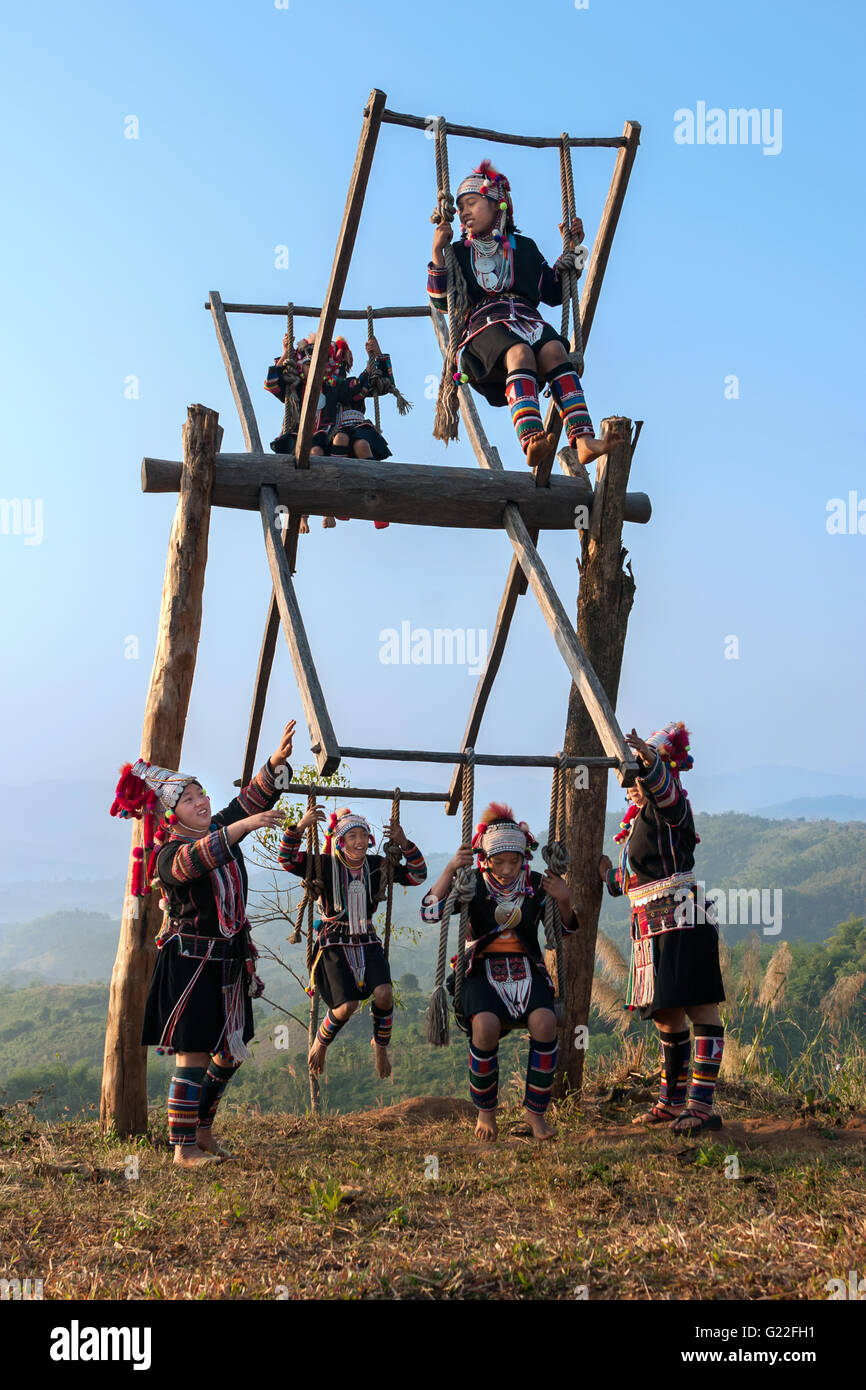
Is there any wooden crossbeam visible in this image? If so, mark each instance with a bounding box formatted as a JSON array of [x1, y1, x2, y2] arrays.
[[340, 747, 621, 769], [142, 453, 652, 529], [208, 290, 263, 453], [263, 783, 448, 803], [382, 109, 629, 150], [440, 120, 642, 810], [259, 485, 340, 776], [207, 301, 430, 320]]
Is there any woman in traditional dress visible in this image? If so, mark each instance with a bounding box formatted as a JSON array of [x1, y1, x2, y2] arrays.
[[278, 806, 427, 1079], [110, 721, 295, 1166], [422, 803, 578, 1142], [599, 724, 726, 1135]]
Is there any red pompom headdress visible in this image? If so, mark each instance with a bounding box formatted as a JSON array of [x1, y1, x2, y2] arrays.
[[110, 758, 198, 897], [646, 721, 694, 773]]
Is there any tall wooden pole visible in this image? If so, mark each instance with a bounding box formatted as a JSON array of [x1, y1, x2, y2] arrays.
[[553, 417, 637, 1094], [100, 404, 220, 1136]]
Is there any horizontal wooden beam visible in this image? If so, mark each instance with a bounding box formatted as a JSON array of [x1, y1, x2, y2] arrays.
[[142, 454, 652, 529], [382, 109, 629, 149], [206, 301, 430, 320], [238, 781, 448, 803], [259, 485, 341, 776], [340, 747, 621, 769]]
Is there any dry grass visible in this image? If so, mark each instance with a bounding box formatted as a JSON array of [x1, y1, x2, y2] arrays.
[[1, 1086, 864, 1301]]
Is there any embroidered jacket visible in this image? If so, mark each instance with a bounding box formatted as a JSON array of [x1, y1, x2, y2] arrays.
[[264, 355, 395, 437], [427, 234, 564, 351], [421, 868, 579, 976], [277, 829, 427, 948], [156, 760, 283, 942], [604, 754, 698, 936]]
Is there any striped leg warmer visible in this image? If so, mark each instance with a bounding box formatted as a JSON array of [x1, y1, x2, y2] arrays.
[[167, 1066, 206, 1147], [197, 1055, 240, 1131], [505, 370, 544, 453], [469, 1044, 499, 1111], [371, 1003, 393, 1048], [658, 1028, 692, 1111], [546, 365, 593, 444], [688, 1024, 725, 1117], [524, 1038, 559, 1114], [316, 1009, 347, 1049]]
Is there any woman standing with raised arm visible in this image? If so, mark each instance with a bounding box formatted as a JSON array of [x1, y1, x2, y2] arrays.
[[110, 721, 296, 1166]]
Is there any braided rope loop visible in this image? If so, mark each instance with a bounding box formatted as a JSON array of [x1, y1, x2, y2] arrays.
[[559, 137, 585, 378]]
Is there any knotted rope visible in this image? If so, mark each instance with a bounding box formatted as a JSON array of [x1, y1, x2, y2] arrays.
[[374, 788, 403, 960], [542, 752, 570, 1021], [431, 118, 470, 444], [363, 305, 413, 422], [279, 301, 302, 436], [426, 751, 476, 1045], [558, 136, 587, 378]]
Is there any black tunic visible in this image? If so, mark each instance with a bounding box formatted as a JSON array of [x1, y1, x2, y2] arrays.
[[606, 755, 724, 1019], [141, 761, 284, 1054]]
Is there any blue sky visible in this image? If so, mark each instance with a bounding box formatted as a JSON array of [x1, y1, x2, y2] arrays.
[[1, 0, 864, 855]]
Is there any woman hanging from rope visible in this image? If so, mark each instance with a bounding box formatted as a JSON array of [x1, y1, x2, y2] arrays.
[[278, 807, 427, 1079], [109, 722, 296, 1166], [421, 803, 578, 1142], [598, 724, 726, 1136], [428, 158, 621, 470], [265, 330, 411, 531]]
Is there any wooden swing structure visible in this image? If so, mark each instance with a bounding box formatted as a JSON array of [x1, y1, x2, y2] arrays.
[[102, 89, 646, 1133]]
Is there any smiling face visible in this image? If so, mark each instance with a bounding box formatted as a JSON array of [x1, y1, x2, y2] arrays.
[[457, 192, 497, 238], [486, 850, 524, 884], [341, 827, 369, 862], [626, 781, 648, 808], [173, 780, 212, 833]]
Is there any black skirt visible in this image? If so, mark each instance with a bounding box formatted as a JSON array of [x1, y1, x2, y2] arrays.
[[638, 921, 726, 1021], [141, 937, 254, 1054], [316, 942, 391, 1009], [270, 429, 330, 455], [327, 422, 391, 460], [452, 953, 556, 1033], [460, 321, 569, 406]]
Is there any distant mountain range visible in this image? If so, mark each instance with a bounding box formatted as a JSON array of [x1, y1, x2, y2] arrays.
[[2, 811, 864, 994]]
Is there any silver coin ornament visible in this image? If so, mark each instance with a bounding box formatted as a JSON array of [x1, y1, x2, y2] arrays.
[[494, 900, 522, 929]]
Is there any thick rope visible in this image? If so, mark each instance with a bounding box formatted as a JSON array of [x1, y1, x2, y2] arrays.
[[559, 137, 586, 378], [366, 305, 382, 432], [279, 302, 301, 436], [453, 751, 475, 1018], [363, 304, 413, 420], [426, 751, 475, 1045], [431, 118, 470, 444], [542, 753, 570, 1021], [378, 789, 402, 960]]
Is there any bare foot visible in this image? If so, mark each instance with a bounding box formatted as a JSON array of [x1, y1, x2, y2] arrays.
[[299, 516, 310, 535], [323, 516, 336, 529], [475, 1108, 498, 1142], [173, 1144, 220, 1167], [525, 430, 558, 471], [575, 432, 624, 465], [195, 1132, 235, 1158], [371, 1038, 392, 1078], [308, 1038, 329, 1076], [523, 1108, 556, 1141]]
